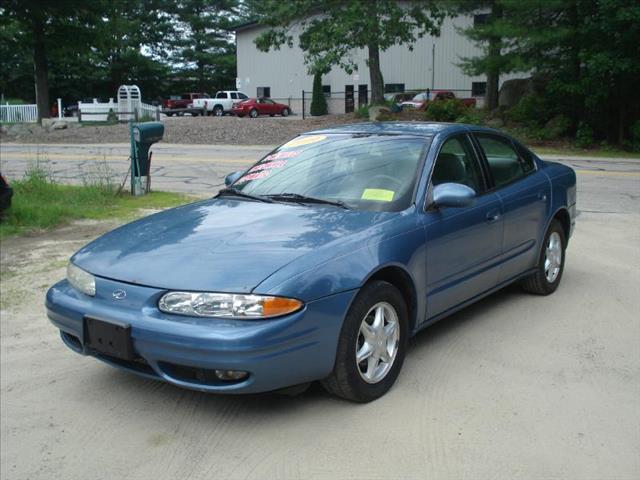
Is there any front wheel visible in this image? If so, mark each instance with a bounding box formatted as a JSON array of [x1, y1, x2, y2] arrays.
[[522, 219, 566, 295], [249, 108, 258, 118], [282, 108, 290, 117], [321, 281, 408, 402]]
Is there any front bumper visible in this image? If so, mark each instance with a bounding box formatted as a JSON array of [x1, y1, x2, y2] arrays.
[[46, 277, 355, 394]]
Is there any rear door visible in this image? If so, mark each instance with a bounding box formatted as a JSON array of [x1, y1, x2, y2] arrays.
[[472, 133, 550, 283], [423, 133, 504, 318]]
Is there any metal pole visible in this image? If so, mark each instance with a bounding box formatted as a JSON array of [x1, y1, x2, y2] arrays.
[[57, 98, 62, 119], [431, 44, 436, 90], [302, 90, 305, 120]]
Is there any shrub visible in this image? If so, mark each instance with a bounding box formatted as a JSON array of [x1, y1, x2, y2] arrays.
[[455, 108, 485, 125], [630, 121, 640, 152], [505, 93, 553, 128], [424, 99, 468, 122], [575, 122, 594, 148], [354, 104, 369, 119], [309, 72, 328, 116], [543, 115, 571, 140]]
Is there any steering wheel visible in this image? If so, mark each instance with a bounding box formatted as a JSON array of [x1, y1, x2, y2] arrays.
[[369, 174, 403, 190]]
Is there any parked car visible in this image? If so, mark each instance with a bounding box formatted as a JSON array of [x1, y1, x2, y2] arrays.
[[232, 97, 291, 118], [46, 122, 576, 402], [163, 93, 209, 116], [0, 174, 13, 215], [383, 91, 420, 104], [192, 91, 249, 116], [401, 90, 477, 110], [63, 98, 105, 117]]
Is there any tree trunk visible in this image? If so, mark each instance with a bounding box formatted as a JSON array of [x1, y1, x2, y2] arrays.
[[32, 15, 50, 122], [368, 42, 385, 105], [485, 2, 502, 110]]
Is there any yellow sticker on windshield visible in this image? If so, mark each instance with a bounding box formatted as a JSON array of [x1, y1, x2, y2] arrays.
[[362, 188, 395, 202], [282, 135, 327, 148]]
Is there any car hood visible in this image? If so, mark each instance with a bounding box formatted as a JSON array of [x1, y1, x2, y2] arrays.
[[72, 198, 390, 292]]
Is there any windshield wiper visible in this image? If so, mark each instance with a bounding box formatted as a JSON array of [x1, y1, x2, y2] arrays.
[[216, 187, 273, 203], [266, 193, 349, 209]]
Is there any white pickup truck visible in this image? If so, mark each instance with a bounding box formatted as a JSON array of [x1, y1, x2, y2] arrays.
[[191, 91, 249, 116]]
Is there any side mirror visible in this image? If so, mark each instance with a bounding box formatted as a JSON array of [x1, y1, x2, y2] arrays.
[[224, 170, 243, 186], [432, 183, 476, 208]]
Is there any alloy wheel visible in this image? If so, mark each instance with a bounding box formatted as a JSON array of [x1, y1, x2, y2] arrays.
[[356, 302, 400, 384], [544, 231, 562, 283]]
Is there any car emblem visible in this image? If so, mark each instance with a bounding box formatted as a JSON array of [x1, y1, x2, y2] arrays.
[[112, 289, 127, 300]]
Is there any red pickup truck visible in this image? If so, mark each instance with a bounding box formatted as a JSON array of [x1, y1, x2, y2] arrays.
[[163, 93, 210, 116], [400, 90, 476, 110]]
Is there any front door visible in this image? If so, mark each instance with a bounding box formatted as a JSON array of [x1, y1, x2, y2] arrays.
[[423, 134, 504, 319]]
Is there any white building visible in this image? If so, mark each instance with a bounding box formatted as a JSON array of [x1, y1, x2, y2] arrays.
[[234, 12, 523, 115]]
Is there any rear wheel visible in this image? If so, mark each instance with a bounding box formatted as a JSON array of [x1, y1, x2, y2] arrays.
[[249, 108, 258, 118], [214, 106, 223, 117], [321, 281, 408, 402], [522, 219, 566, 295]]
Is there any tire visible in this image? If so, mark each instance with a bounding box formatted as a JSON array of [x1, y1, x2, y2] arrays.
[[522, 219, 566, 295], [214, 106, 223, 117], [269, 114, 275, 117], [166, 112, 173, 117], [321, 280, 408, 402], [249, 108, 258, 118], [282, 108, 290, 117]]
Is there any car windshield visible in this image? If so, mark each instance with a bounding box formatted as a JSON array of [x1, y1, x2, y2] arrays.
[[232, 134, 430, 212], [412, 93, 427, 101]]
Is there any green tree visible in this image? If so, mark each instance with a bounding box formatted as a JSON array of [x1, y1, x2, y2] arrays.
[[250, 0, 445, 105], [309, 71, 327, 116], [453, 0, 513, 110], [168, 0, 239, 93]]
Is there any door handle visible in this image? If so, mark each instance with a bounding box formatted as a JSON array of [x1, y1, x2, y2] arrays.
[[486, 211, 500, 223]]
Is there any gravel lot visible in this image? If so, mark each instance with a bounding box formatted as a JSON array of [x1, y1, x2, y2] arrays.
[[0, 115, 358, 146]]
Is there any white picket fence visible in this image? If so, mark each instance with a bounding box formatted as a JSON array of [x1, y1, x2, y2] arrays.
[[78, 99, 160, 122], [0, 104, 39, 123]]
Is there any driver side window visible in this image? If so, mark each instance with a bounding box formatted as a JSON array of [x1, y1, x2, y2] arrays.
[[431, 135, 484, 193]]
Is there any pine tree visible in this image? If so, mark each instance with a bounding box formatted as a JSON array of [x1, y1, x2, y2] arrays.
[[309, 72, 327, 116]]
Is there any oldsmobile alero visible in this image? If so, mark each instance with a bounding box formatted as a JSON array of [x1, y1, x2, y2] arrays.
[[46, 122, 576, 402]]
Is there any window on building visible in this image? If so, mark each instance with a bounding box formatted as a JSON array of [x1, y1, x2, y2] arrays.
[[471, 82, 487, 97], [257, 87, 271, 98], [474, 13, 489, 26], [384, 83, 405, 93], [322, 85, 331, 98]]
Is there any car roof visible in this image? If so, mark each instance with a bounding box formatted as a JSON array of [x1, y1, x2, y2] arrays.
[[303, 122, 503, 138]]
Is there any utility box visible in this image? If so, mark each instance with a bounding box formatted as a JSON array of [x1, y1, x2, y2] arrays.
[[130, 121, 164, 195]]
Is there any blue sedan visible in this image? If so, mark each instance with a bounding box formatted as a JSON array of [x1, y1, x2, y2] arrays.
[[46, 122, 576, 402]]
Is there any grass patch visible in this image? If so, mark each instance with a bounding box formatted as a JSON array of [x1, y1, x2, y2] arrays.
[[0, 169, 195, 238]]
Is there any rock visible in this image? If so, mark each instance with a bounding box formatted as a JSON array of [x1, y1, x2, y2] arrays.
[[0, 125, 8, 135], [499, 78, 533, 108], [486, 118, 504, 128], [369, 105, 391, 122], [52, 121, 68, 130]]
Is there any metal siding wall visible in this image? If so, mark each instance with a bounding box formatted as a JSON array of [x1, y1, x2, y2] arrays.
[[236, 15, 524, 100]]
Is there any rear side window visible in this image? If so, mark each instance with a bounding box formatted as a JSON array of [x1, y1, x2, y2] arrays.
[[475, 134, 527, 187], [230, 92, 238, 99], [432, 135, 484, 193]]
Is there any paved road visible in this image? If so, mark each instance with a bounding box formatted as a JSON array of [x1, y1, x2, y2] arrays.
[[1, 143, 639, 213], [1, 142, 639, 479]]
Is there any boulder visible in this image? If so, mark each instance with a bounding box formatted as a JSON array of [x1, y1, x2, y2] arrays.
[[486, 117, 504, 128], [499, 78, 533, 108], [368, 105, 391, 122], [52, 121, 68, 130]]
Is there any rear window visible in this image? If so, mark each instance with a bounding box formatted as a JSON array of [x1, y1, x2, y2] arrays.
[[216, 92, 228, 99]]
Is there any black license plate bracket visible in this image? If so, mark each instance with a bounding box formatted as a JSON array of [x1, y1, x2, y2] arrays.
[[84, 317, 135, 360]]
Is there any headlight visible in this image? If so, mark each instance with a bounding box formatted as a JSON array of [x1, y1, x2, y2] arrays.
[[67, 262, 96, 296], [158, 292, 303, 319]]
